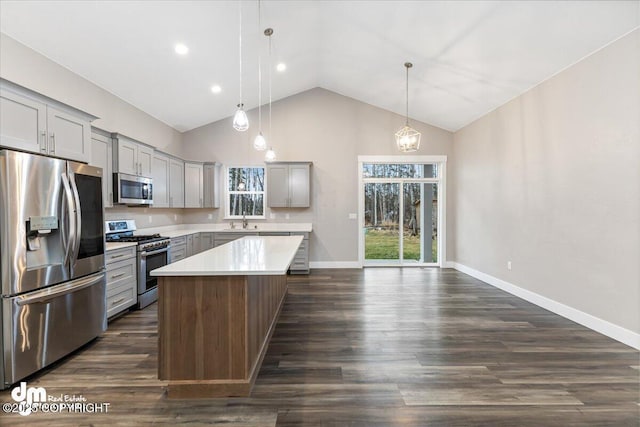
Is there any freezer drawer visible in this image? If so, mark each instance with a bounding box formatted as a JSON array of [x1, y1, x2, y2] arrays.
[[1, 272, 106, 388]]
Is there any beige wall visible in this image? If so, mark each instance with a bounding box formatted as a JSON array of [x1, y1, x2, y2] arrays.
[[451, 30, 640, 333], [0, 33, 183, 156], [182, 88, 454, 263], [104, 207, 184, 229]]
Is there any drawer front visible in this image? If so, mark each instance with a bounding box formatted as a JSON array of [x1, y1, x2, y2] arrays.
[[106, 258, 136, 290], [107, 282, 136, 318], [171, 236, 187, 246], [105, 246, 136, 265], [171, 244, 186, 262]]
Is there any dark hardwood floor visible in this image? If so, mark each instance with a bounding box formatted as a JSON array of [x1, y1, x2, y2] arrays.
[[2, 268, 638, 426]]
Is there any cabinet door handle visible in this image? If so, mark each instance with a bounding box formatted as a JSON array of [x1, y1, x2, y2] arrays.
[[199, 198, 202, 207], [170, 196, 173, 207], [109, 254, 125, 259], [110, 272, 126, 279], [40, 131, 47, 153], [111, 297, 126, 306], [50, 132, 56, 153]]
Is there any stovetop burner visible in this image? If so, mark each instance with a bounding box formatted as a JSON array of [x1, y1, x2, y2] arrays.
[[106, 233, 163, 243]]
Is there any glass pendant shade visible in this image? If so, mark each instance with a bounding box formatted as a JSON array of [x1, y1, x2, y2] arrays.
[[232, 104, 249, 131], [237, 181, 246, 191], [395, 124, 421, 152], [265, 147, 276, 162], [253, 132, 267, 151]]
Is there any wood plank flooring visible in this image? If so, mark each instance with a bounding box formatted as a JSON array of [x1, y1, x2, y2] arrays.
[[1, 268, 638, 426]]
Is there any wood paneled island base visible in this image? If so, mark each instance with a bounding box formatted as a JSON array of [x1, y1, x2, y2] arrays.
[[157, 273, 287, 399]]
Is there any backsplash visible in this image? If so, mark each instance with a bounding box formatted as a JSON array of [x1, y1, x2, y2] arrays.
[[105, 206, 184, 229]]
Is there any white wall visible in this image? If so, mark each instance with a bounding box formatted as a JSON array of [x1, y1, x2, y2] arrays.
[[182, 88, 454, 263], [0, 33, 183, 156], [452, 30, 640, 334]]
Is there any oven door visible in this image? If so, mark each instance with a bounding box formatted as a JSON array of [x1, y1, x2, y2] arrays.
[[138, 247, 169, 295]]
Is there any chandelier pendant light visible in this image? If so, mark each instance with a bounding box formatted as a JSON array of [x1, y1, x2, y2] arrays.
[[253, 0, 267, 150], [264, 27, 276, 162], [395, 62, 421, 152], [233, 1, 249, 131]]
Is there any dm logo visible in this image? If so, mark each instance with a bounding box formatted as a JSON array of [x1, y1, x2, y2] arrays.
[[11, 382, 47, 416]]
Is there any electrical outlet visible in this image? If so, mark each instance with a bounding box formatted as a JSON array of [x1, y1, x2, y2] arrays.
[[173, 214, 177, 221], [207, 214, 213, 220], [507, 261, 512, 270], [148, 215, 153, 223], [270, 213, 276, 219], [285, 213, 290, 220], [348, 213, 357, 220]]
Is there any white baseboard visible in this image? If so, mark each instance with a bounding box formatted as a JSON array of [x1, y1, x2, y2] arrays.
[[309, 261, 362, 269], [450, 262, 640, 350]]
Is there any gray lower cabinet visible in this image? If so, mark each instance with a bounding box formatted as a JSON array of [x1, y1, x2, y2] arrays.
[[170, 236, 187, 262], [289, 232, 310, 274], [105, 246, 137, 318], [213, 231, 310, 273], [213, 232, 258, 247], [200, 232, 215, 251]]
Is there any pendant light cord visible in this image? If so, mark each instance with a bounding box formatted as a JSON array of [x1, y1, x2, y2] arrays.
[[268, 31, 272, 141], [239, 1, 243, 106], [405, 64, 409, 126], [257, 0, 262, 130]]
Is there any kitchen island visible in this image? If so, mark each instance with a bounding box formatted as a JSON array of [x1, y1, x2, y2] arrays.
[[150, 235, 303, 398]]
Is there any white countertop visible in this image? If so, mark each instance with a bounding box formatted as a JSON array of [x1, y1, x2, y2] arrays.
[[105, 241, 138, 251], [150, 235, 303, 276], [137, 223, 312, 239]]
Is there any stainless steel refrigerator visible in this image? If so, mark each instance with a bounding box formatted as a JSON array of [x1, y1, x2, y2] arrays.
[[0, 149, 107, 389]]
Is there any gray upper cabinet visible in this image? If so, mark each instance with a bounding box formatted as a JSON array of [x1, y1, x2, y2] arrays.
[[113, 133, 153, 177], [153, 151, 185, 208], [267, 162, 312, 208], [169, 158, 185, 208], [90, 128, 113, 208], [1, 80, 95, 163], [184, 161, 203, 208], [152, 152, 171, 208], [46, 107, 92, 163], [203, 162, 221, 208]]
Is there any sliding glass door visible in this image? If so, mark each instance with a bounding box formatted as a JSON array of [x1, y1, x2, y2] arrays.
[[362, 162, 441, 266]]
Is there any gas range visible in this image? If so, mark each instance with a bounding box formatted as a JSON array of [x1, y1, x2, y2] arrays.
[[105, 221, 170, 251], [105, 220, 171, 310]]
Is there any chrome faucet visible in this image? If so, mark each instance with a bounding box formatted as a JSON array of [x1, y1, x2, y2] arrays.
[[242, 214, 249, 229]]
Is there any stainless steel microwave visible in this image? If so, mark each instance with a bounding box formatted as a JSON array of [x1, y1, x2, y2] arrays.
[[113, 173, 153, 205]]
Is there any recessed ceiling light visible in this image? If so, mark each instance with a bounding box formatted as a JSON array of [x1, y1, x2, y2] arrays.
[[174, 43, 189, 55], [276, 63, 286, 72], [211, 85, 222, 94]]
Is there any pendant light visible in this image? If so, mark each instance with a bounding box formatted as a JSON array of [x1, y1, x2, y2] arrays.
[[395, 62, 421, 152], [264, 27, 276, 162], [253, 0, 267, 150], [232, 1, 249, 132]]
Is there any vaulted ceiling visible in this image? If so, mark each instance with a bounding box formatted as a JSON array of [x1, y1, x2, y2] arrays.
[[1, 1, 638, 132]]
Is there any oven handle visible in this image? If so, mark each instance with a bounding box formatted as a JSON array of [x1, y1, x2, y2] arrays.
[[140, 247, 170, 257]]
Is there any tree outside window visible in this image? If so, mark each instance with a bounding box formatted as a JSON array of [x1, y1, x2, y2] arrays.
[[226, 166, 265, 219]]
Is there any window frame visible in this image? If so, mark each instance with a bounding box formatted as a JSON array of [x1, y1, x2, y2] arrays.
[[224, 165, 267, 219]]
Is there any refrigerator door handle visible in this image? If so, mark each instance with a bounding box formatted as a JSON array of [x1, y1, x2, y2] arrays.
[[68, 171, 82, 262], [16, 273, 105, 306], [61, 173, 77, 265]]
